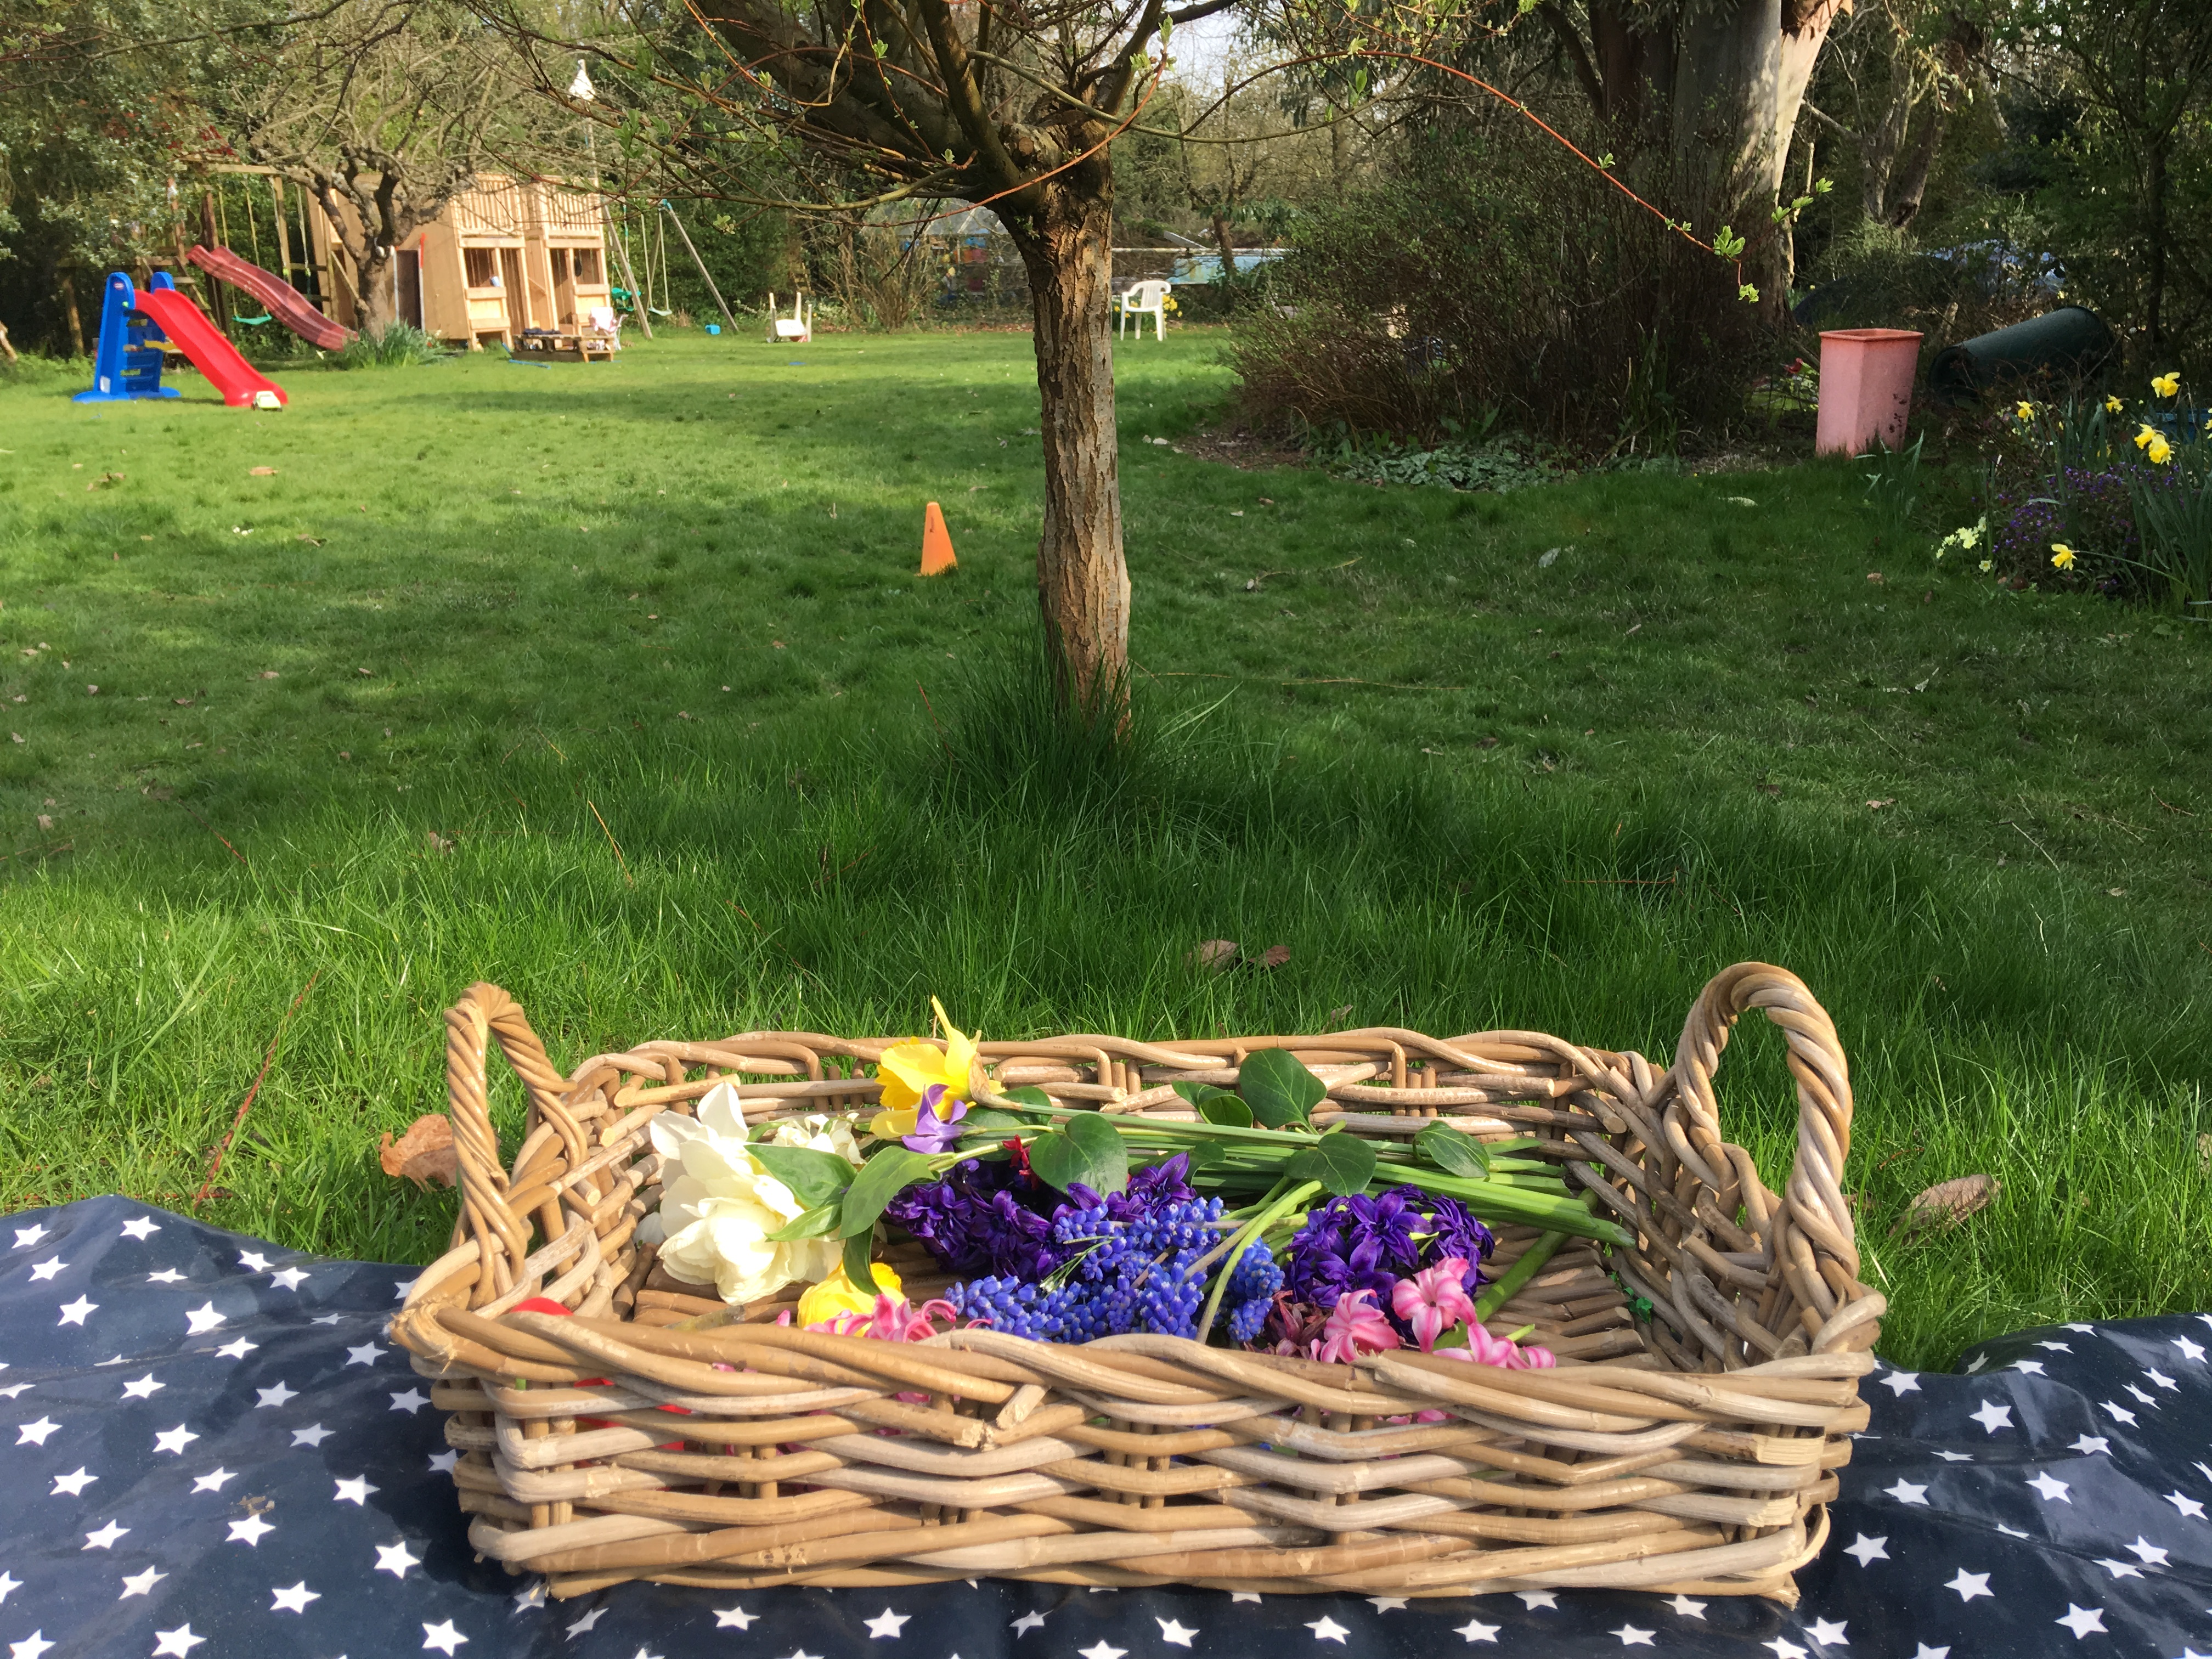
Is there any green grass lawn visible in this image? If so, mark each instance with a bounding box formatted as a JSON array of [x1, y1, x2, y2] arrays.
[[1, 327, 2207, 1369]]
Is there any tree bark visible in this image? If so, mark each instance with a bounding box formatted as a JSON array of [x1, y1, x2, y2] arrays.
[[2143, 136, 2168, 354], [59, 268, 86, 358], [1210, 210, 1239, 275], [1006, 185, 1130, 721]]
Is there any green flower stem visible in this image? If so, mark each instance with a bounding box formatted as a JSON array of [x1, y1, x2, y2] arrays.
[[1472, 1229, 1566, 1324], [1197, 1179, 1322, 1341]]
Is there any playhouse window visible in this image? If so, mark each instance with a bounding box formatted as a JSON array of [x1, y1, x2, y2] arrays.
[[464, 247, 497, 287], [574, 249, 603, 285]]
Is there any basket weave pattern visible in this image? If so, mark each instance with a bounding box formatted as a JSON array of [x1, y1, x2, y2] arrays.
[[391, 962, 1882, 1602]]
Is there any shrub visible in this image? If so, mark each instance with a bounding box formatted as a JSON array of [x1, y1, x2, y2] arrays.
[[1230, 127, 1771, 452]]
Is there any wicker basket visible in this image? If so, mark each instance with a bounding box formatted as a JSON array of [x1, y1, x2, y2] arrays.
[[391, 962, 1882, 1604]]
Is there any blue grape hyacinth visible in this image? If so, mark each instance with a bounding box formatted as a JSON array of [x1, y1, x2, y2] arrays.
[[947, 1193, 1281, 1345]]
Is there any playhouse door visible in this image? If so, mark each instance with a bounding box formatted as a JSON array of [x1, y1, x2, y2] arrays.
[[395, 251, 424, 330], [498, 247, 526, 336]]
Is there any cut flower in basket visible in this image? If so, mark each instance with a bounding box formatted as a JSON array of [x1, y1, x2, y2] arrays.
[[637, 1082, 864, 1302], [871, 997, 977, 1150]]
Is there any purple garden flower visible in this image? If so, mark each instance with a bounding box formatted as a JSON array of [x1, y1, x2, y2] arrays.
[[900, 1083, 969, 1154], [1283, 1186, 1496, 1340]]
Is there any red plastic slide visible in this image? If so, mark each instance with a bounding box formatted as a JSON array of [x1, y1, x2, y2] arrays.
[[188, 245, 352, 351], [133, 286, 288, 408]]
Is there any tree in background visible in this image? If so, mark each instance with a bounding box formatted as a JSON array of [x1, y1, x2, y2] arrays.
[[1998, 0, 2212, 361], [210, 0, 543, 334], [0, 0, 246, 352], [483, 0, 1259, 721]]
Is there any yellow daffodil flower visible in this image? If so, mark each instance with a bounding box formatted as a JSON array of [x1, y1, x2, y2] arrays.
[[2050, 544, 2076, 571], [797, 1261, 901, 1327], [2134, 424, 2174, 465], [2104, 396, 2123, 414], [871, 998, 979, 1139], [2014, 401, 2036, 421], [2152, 372, 2180, 398]]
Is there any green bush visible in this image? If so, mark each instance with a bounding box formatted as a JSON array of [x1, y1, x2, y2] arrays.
[[1230, 127, 1770, 452]]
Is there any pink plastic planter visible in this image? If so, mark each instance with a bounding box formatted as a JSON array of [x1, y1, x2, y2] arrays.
[[1815, 328, 1924, 455]]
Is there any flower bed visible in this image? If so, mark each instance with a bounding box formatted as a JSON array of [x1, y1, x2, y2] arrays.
[[392, 964, 1881, 1603]]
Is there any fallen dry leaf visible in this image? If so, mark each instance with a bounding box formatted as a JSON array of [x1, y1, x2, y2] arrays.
[[1476, 735, 1499, 749], [1255, 944, 1291, 970], [36, 814, 53, 832], [1757, 782, 1782, 798], [1867, 798, 1896, 810], [357, 667, 374, 678], [173, 697, 193, 707], [1866, 572, 1885, 584], [259, 670, 279, 679], [249, 466, 278, 477], [1892, 1173, 1999, 1238], [2198, 1133, 2212, 1177], [425, 831, 454, 855], [296, 535, 324, 547], [1327, 1003, 1354, 1025], [379, 1114, 458, 1188], [1190, 939, 1240, 971]]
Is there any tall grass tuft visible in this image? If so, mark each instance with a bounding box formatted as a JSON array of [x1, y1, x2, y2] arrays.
[[333, 322, 449, 370]]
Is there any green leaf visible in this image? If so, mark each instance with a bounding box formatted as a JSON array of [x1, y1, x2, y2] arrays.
[[842, 1229, 876, 1288], [1197, 1094, 1254, 1128], [998, 1086, 1057, 1110], [1238, 1049, 1326, 1127], [1027, 1110, 1130, 1196], [838, 1146, 933, 1237], [959, 1107, 1032, 1133], [1415, 1121, 1491, 1180], [1285, 1131, 1376, 1195], [766, 1203, 842, 1242], [747, 1143, 857, 1209]]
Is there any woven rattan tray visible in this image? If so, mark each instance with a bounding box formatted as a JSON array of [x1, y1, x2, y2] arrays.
[[391, 962, 1882, 1603]]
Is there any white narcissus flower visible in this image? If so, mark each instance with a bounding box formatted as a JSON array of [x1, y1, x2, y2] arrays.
[[768, 1111, 866, 1164], [636, 1083, 857, 1303]]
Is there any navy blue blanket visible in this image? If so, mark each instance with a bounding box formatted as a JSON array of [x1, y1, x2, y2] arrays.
[[4, 1197, 2208, 1657]]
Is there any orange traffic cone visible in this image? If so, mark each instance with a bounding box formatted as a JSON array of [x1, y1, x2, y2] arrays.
[[920, 501, 958, 576]]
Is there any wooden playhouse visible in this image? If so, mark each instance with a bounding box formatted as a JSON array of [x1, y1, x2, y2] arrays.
[[304, 174, 617, 354]]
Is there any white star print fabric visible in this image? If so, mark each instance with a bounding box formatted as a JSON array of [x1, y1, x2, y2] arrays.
[[4, 1197, 2210, 1657]]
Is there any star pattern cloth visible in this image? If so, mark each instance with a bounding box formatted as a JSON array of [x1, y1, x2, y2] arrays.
[[3, 1197, 2210, 1656]]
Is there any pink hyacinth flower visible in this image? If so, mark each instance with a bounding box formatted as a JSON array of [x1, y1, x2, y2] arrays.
[[812, 1293, 960, 1342], [1314, 1288, 1403, 1364], [1434, 1323, 1558, 1369], [1391, 1257, 1477, 1352]]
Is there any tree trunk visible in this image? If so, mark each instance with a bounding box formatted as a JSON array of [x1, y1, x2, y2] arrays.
[[1210, 210, 1239, 275], [2143, 137, 2168, 354], [1882, 104, 1943, 230], [1006, 185, 1130, 722], [59, 268, 86, 358]]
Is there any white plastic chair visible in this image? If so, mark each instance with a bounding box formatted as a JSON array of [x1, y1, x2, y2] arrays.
[[1114, 279, 1171, 341], [766, 291, 813, 343]]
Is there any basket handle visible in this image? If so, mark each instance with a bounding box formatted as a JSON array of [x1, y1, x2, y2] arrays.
[[444, 983, 585, 1307], [1669, 962, 1875, 1353]]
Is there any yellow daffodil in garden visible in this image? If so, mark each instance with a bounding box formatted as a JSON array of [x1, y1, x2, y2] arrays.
[[2134, 423, 2174, 465], [2152, 372, 2180, 398], [797, 1261, 902, 1326], [2014, 401, 2036, 421], [2051, 544, 2077, 571], [1978, 559, 1993, 573], [2104, 396, 2123, 414], [871, 998, 979, 1141]]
